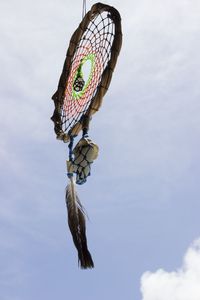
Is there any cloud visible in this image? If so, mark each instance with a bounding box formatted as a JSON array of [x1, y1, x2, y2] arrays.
[[141, 238, 200, 300]]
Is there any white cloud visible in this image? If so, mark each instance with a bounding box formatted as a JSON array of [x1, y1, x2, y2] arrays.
[[141, 238, 200, 300]]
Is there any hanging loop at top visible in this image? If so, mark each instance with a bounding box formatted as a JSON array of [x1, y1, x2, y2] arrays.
[[82, 0, 87, 19]]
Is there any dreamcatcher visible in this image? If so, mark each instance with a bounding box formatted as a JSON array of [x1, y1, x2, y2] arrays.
[[51, 2, 122, 269]]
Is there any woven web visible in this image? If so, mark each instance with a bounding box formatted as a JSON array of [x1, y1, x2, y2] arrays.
[[73, 143, 94, 185], [61, 10, 115, 134]]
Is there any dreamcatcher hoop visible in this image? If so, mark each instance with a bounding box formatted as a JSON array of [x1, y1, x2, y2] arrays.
[[51, 2, 122, 142], [51, 2, 122, 269]]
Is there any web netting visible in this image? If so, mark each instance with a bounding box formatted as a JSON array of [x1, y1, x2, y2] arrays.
[[70, 137, 99, 185], [61, 11, 115, 134]]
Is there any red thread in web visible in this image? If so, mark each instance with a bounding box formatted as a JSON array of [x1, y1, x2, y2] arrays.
[[63, 45, 103, 119]]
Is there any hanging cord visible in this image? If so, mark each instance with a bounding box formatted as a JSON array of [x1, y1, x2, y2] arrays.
[[82, 0, 87, 19], [82, 115, 90, 138], [68, 136, 74, 162], [67, 135, 74, 178]]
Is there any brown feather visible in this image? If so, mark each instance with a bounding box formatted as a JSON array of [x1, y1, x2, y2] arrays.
[[65, 177, 94, 269]]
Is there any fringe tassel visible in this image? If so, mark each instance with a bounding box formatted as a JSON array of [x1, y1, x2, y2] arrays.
[[65, 176, 94, 269]]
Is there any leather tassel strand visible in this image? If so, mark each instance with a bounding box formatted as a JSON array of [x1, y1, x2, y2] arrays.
[[65, 176, 94, 269]]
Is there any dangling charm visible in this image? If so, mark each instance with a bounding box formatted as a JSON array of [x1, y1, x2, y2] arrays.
[[72, 137, 99, 184], [65, 136, 98, 268], [73, 76, 85, 92], [73, 61, 85, 92]]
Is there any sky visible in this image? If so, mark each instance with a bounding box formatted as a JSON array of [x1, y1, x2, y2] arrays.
[[0, 0, 200, 299]]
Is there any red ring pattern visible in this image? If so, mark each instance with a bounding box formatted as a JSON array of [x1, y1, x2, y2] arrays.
[[63, 44, 103, 119]]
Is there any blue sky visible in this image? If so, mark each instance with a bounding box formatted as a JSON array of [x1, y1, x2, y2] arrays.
[[1, 0, 200, 299]]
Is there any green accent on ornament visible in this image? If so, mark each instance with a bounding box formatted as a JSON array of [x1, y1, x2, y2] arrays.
[[72, 53, 95, 100]]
